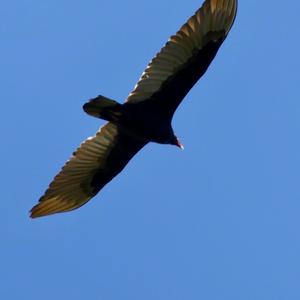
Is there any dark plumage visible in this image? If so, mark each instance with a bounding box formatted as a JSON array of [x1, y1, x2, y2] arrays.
[[30, 0, 238, 218]]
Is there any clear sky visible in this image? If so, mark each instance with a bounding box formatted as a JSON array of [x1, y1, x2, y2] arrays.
[[2, 1, 300, 299]]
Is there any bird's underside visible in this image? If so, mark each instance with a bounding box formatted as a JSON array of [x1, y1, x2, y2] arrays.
[[30, 0, 237, 218]]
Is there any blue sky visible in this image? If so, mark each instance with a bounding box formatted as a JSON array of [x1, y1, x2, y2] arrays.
[[2, 1, 300, 299]]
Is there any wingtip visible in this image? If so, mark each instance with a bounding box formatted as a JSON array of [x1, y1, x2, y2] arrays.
[[29, 196, 61, 218], [29, 204, 46, 219], [29, 212, 38, 219], [29, 204, 62, 219]]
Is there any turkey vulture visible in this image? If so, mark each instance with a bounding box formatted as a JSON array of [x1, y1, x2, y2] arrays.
[[30, 0, 237, 218]]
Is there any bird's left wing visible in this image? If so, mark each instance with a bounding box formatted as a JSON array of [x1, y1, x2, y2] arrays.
[[30, 123, 147, 218], [126, 0, 237, 116]]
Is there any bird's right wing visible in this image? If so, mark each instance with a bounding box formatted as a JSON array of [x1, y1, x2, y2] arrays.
[[30, 123, 147, 218], [126, 0, 237, 115]]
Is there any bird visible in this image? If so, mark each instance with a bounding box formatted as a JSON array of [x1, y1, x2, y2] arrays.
[[30, 0, 238, 218]]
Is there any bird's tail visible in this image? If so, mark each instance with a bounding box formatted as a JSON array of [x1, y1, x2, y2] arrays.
[[83, 95, 123, 123]]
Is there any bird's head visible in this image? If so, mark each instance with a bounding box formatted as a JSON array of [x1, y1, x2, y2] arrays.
[[169, 135, 184, 150]]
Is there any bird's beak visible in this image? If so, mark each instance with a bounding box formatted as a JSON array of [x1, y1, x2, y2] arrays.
[[175, 138, 184, 150]]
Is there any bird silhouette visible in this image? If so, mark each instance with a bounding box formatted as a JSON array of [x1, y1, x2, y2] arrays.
[[30, 0, 238, 218]]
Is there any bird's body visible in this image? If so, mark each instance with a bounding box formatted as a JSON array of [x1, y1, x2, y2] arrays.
[[113, 101, 174, 143], [30, 0, 238, 218]]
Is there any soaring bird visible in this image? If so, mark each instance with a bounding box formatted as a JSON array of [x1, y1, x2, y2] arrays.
[[30, 0, 238, 218]]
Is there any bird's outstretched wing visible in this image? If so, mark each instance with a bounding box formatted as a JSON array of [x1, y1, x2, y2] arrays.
[[126, 0, 237, 116], [30, 123, 147, 218]]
